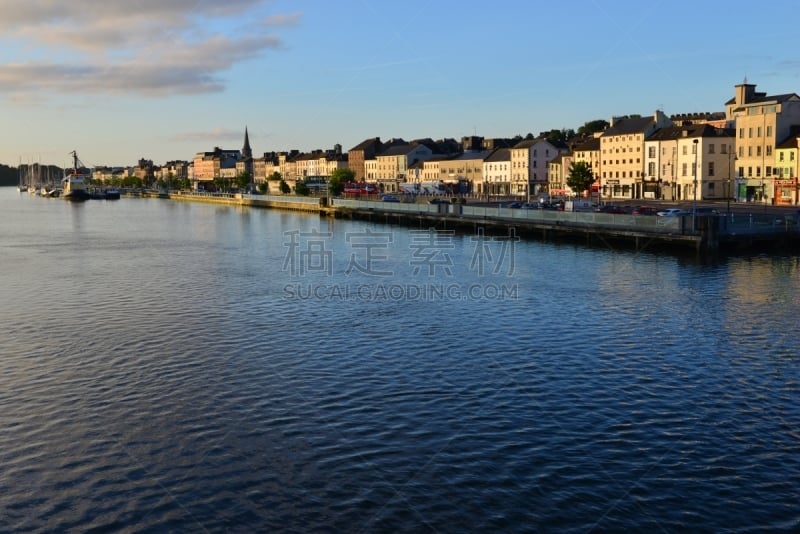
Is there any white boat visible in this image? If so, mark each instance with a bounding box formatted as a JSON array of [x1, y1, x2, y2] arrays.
[[62, 151, 91, 202]]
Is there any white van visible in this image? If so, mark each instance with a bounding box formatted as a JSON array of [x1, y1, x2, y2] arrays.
[[564, 200, 595, 212]]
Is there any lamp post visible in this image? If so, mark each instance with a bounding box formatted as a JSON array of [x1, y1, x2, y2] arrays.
[[693, 139, 698, 233]]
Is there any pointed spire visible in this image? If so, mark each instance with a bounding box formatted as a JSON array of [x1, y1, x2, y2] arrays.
[[242, 126, 252, 159]]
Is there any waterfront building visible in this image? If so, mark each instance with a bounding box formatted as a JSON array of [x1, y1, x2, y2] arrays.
[[483, 148, 511, 196], [294, 146, 348, 181], [725, 81, 800, 204], [644, 125, 734, 201], [254, 152, 279, 184], [511, 137, 568, 198], [192, 147, 240, 189], [347, 137, 383, 182], [570, 135, 602, 199], [548, 154, 566, 196], [600, 110, 672, 199], [439, 150, 491, 195], [774, 129, 800, 205], [372, 142, 435, 193], [412, 156, 450, 184]]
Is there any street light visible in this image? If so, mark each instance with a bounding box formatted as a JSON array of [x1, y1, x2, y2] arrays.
[[693, 139, 698, 233]]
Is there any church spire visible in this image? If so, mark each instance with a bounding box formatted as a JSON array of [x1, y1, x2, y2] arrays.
[[242, 126, 252, 159]]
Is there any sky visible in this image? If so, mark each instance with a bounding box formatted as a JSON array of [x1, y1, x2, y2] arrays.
[[1, 0, 798, 168]]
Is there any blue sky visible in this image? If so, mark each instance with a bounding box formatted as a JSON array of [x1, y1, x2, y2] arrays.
[[0, 0, 797, 168]]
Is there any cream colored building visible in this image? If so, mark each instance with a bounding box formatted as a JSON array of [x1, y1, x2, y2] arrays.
[[600, 111, 672, 199], [439, 151, 490, 194], [644, 125, 735, 201], [775, 132, 800, 205], [483, 148, 511, 196], [726, 82, 800, 203]]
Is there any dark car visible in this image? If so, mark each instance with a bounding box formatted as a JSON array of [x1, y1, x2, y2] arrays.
[[428, 198, 450, 204], [381, 195, 400, 202], [596, 204, 626, 214], [632, 206, 659, 216], [692, 207, 721, 216], [506, 202, 523, 209]]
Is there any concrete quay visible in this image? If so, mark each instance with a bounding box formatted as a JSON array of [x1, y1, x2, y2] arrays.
[[127, 191, 800, 255]]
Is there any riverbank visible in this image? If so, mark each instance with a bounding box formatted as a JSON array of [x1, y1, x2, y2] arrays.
[[125, 190, 800, 255]]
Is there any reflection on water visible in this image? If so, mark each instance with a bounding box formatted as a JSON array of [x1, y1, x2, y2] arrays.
[[0, 189, 798, 532]]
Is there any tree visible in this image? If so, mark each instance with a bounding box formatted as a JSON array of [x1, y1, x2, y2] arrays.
[[566, 161, 595, 197], [546, 128, 576, 144], [294, 181, 310, 196], [577, 119, 609, 137], [279, 180, 291, 194], [236, 171, 251, 191], [328, 167, 355, 196], [267, 171, 282, 181], [257, 181, 269, 194]]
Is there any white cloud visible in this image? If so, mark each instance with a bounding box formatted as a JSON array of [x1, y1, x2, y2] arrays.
[[0, 0, 299, 98]]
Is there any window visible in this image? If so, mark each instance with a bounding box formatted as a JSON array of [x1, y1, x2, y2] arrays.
[[709, 143, 715, 154], [748, 147, 753, 157], [766, 166, 772, 177], [648, 162, 655, 176], [648, 146, 656, 158], [780, 152, 785, 162], [756, 146, 761, 157], [747, 166, 752, 177], [792, 152, 795, 161], [721, 144, 727, 154], [756, 167, 761, 177], [682, 163, 688, 176], [757, 127, 762, 137], [766, 146, 772, 157], [766, 125, 773, 137], [748, 128, 753, 138], [739, 146, 744, 157], [682, 145, 688, 155], [708, 162, 715, 176], [708, 182, 715, 191], [739, 128, 744, 138]]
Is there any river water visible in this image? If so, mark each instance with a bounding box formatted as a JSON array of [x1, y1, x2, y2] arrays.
[[1, 188, 798, 532]]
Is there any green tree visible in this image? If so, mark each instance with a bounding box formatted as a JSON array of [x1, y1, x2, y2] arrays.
[[546, 128, 576, 143], [236, 171, 251, 191], [257, 181, 269, 194], [566, 161, 595, 197], [267, 171, 282, 181], [577, 119, 609, 136], [328, 167, 355, 196], [279, 180, 291, 194], [295, 181, 310, 196]]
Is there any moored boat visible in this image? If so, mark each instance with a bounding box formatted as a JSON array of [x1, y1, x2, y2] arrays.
[[62, 151, 91, 202]]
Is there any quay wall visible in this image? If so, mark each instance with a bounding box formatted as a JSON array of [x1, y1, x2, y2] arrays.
[[125, 191, 799, 254]]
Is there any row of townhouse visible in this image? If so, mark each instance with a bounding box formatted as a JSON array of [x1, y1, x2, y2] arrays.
[[348, 135, 568, 196], [94, 80, 799, 205], [547, 82, 800, 205]]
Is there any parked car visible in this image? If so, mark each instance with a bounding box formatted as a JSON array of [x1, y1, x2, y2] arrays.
[[428, 198, 450, 204], [657, 208, 689, 217], [691, 206, 721, 216], [381, 195, 400, 202], [632, 206, 659, 216], [596, 204, 627, 214], [520, 202, 538, 209], [506, 202, 523, 209]]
